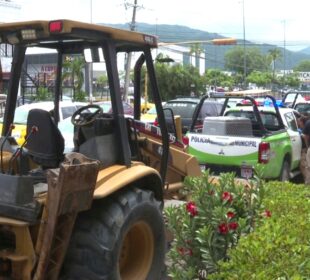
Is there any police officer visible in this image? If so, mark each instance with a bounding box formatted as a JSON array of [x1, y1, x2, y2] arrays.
[[297, 115, 310, 184]]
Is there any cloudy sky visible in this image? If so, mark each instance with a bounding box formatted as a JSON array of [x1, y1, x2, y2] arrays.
[[1, 0, 309, 50]]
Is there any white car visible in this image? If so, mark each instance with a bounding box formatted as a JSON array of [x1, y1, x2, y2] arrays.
[[0, 101, 87, 145]]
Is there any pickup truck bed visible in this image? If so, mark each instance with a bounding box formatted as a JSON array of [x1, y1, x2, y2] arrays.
[[187, 104, 302, 180]]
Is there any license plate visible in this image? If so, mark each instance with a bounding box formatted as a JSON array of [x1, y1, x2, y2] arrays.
[[241, 165, 253, 179]]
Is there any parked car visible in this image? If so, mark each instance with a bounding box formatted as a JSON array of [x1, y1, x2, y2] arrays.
[[57, 117, 75, 153], [95, 101, 134, 116], [0, 101, 87, 145], [163, 98, 224, 134], [281, 91, 310, 116], [282, 91, 306, 107], [127, 96, 154, 114], [141, 105, 157, 123], [293, 102, 310, 116], [16, 96, 32, 107]]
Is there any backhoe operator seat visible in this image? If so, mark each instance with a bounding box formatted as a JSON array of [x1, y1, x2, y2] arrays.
[[25, 109, 64, 168]]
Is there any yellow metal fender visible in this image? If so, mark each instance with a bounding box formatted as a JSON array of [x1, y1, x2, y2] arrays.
[[93, 163, 163, 200]]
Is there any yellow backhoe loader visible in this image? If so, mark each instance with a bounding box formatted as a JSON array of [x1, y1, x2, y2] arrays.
[[0, 19, 200, 279]]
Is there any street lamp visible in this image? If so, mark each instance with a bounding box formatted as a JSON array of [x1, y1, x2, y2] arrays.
[[158, 38, 237, 46], [159, 38, 236, 72], [283, 20, 286, 78]]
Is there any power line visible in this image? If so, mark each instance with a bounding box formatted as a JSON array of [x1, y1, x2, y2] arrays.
[[0, 0, 20, 9]]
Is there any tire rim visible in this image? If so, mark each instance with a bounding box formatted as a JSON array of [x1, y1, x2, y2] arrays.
[[119, 221, 154, 279]]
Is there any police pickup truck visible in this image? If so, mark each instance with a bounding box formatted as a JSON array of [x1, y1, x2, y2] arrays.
[[186, 95, 302, 180]]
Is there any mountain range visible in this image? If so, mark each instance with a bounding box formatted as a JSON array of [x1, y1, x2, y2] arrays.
[[103, 22, 310, 70]]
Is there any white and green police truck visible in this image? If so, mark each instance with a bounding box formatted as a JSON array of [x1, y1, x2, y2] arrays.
[[186, 95, 302, 180]]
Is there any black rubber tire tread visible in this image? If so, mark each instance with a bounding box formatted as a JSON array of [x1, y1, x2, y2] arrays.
[[279, 159, 290, 182], [61, 187, 166, 280]]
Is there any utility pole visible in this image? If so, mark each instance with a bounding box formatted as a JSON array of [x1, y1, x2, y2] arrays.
[[0, 59, 2, 94], [242, 0, 247, 89], [88, 0, 93, 102], [123, 0, 139, 101], [283, 20, 286, 80]]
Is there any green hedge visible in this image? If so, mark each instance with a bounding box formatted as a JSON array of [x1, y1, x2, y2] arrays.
[[210, 181, 310, 279]]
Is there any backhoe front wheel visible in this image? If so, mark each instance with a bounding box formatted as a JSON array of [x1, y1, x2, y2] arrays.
[[61, 187, 166, 280]]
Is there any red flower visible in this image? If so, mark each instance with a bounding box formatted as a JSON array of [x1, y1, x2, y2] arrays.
[[218, 223, 229, 234], [227, 211, 235, 219], [221, 191, 233, 203], [186, 201, 198, 217], [228, 222, 238, 231], [264, 210, 272, 218], [177, 247, 193, 256], [177, 247, 185, 255]]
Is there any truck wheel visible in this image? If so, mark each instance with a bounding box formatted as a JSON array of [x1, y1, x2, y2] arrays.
[[61, 187, 166, 280], [279, 159, 290, 182]]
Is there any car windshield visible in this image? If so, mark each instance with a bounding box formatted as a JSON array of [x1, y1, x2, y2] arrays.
[[225, 110, 258, 121], [295, 103, 310, 115], [146, 106, 157, 114], [225, 110, 279, 126], [283, 93, 305, 105], [13, 106, 31, 124], [200, 102, 223, 117], [99, 102, 112, 113], [61, 106, 79, 119], [58, 117, 74, 134], [164, 102, 197, 118]]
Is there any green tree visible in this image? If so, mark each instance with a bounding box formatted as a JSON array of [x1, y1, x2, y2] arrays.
[[62, 56, 85, 101], [154, 57, 204, 100], [190, 43, 204, 70], [225, 47, 269, 75], [203, 69, 234, 90], [246, 71, 273, 88], [96, 74, 109, 99], [279, 72, 300, 88], [154, 55, 172, 100], [35, 87, 52, 101], [294, 60, 310, 72], [268, 48, 282, 80], [74, 90, 87, 102]]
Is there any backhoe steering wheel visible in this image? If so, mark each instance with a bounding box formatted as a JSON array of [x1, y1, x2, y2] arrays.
[[71, 104, 103, 127]]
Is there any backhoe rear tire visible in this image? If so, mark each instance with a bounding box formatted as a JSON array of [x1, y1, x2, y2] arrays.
[[61, 187, 166, 280]]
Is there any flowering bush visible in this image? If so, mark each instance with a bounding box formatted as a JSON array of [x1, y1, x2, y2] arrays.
[[210, 181, 310, 279], [165, 170, 268, 279]]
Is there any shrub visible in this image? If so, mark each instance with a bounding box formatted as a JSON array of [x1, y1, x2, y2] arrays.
[[210, 181, 310, 279], [165, 171, 267, 279], [35, 87, 52, 101], [74, 90, 87, 102]]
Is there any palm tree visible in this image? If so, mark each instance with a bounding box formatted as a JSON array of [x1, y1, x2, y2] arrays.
[[96, 74, 108, 99], [268, 48, 282, 80], [62, 56, 85, 101], [190, 43, 204, 70]]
